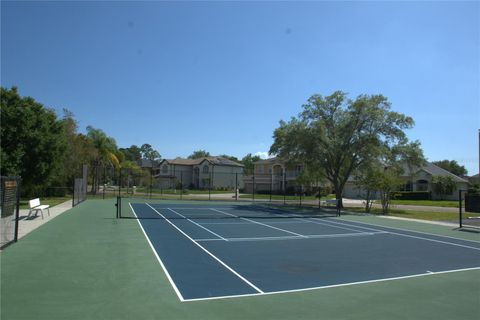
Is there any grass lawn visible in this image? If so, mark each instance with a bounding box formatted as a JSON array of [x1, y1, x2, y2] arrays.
[[240, 194, 336, 201], [19, 196, 71, 209], [386, 199, 459, 207]]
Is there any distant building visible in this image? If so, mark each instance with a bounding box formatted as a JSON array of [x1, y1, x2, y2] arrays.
[[243, 158, 307, 194], [343, 162, 470, 201], [155, 157, 244, 190]]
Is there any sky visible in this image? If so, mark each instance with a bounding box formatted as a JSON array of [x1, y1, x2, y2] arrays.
[[2, 1, 479, 174]]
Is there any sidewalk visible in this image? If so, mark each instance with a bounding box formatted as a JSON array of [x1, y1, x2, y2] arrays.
[[16, 200, 73, 240]]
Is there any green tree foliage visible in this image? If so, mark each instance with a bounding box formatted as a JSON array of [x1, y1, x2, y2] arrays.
[[86, 126, 119, 193], [219, 154, 239, 162], [140, 143, 161, 161], [0, 87, 68, 196], [432, 160, 468, 176], [119, 145, 142, 162], [188, 150, 210, 159], [431, 175, 457, 200], [60, 109, 96, 185], [270, 91, 414, 207], [241, 153, 261, 175]]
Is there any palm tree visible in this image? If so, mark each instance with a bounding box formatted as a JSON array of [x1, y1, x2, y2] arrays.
[[86, 126, 120, 193]]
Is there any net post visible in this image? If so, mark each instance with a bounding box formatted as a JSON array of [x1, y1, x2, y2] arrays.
[[103, 165, 106, 200], [252, 170, 255, 202], [283, 170, 286, 205], [118, 169, 122, 197], [72, 176, 75, 207], [115, 196, 119, 218], [14, 177, 21, 242]]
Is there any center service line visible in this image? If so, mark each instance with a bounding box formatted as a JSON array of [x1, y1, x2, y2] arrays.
[[166, 208, 228, 241], [145, 203, 264, 294], [210, 208, 307, 238]]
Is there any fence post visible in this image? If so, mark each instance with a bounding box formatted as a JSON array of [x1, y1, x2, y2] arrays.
[[180, 171, 183, 200], [283, 171, 286, 205], [459, 189, 463, 228], [269, 174, 272, 202], [252, 171, 255, 202], [235, 172, 238, 201]]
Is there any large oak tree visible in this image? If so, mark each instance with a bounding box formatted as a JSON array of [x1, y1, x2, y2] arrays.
[[270, 91, 415, 207]]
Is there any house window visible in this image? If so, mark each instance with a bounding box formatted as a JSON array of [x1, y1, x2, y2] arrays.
[[416, 180, 429, 192], [258, 165, 264, 174], [162, 165, 168, 174], [203, 165, 209, 174]]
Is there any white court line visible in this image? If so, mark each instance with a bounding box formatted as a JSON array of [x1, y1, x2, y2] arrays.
[[145, 204, 264, 294], [128, 203, 185, 302], [182, 266, 480, 302], [166, 208, 227, 241], [210, 208, 307, 238], [322, 219, 480, 251], [296, 217, 372, 234], [196, 231, 386, 242]]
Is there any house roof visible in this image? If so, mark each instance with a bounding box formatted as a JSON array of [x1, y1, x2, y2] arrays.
[[159, 156, 244, 167], [405, 162, 469, 183], [137, 159, 160, 168]]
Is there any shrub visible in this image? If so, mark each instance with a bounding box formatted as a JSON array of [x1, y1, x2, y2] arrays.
[[390, 191, 431, 200]]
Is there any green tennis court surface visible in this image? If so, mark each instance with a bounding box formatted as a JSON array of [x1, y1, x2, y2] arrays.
[[1, 199, 479, 320]]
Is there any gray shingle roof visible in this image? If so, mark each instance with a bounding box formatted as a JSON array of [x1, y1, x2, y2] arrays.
[[160, 156, 243, 167]]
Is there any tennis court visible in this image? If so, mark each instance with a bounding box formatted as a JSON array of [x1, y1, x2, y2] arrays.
[[125, 200, 480, 302]]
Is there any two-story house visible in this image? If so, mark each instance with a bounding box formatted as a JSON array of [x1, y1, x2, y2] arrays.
[[155, 156, 244, 190], [242, 158, 305, 194]]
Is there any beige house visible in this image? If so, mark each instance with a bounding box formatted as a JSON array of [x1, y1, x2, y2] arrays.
[[343, 162, 470, 201], [155, 156, 244, 190], [243, 158, 305, 193]]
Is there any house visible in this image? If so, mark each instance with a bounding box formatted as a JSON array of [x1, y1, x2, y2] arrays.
[[154, 156, 244, 190], [343, 162, 470, 201], [243, 158, 306, 194], [469, 174, 480, 187]]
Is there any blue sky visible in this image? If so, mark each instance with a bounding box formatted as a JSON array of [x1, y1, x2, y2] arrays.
[[2, 1, 479, 174]]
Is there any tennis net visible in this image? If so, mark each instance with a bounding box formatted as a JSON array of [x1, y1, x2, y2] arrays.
[[116, 196, 339, 220]]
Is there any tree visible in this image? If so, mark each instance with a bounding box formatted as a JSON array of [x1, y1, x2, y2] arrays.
[[270, 91, 414, 208], [188, 150, 210, 159], [431, 176, 457, 200], [60, 109, 96, 187], [220, 154, 239, 162], [140, 143, 161, 161], [241, 153, 261, 175], [432, 160, 468, 177], [0, 87, 68, 196], [394, 140, 426, 189], [119, 145, 142, 162], [86, 126, 120, 193]]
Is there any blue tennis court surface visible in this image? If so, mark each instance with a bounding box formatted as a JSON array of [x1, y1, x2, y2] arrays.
[[129, 202, 480, 302]]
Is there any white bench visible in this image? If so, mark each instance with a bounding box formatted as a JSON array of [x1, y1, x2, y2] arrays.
[[28, 198, 50, 219]]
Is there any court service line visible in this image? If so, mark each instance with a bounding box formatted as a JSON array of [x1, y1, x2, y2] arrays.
[[145, 203, 264, 294], [166, 208, 227, 241], [210, 208, 307, 238], [196, 231, 386, 242], [296, 217, 373, 234], [323, 219, 480, 251], [330, 218, 480, 244], [182, 266, 480, 302], [128, 203, 186, 302]]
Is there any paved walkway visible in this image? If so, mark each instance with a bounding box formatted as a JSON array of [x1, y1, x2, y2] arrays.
[[16, 200, 73, 240]]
